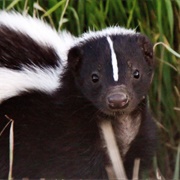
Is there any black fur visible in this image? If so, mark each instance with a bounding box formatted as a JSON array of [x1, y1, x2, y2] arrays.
[[0, 25, 59, 70], [0, 29, 157, 178]]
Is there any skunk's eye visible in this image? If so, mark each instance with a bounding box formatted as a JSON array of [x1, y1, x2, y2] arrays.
[[91, 73, 99, 83], [133, 69, 140, 79]]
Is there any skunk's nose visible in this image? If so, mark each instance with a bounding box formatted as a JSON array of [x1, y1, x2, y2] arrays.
[[107, 93, 129, 109]]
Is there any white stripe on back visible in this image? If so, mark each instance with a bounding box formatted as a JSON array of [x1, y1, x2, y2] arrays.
[[106, 36, 119, 81], [0, 66, 61, 103], [0, 11, 75, 65]]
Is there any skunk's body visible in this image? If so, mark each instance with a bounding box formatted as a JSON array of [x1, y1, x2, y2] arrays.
[[0, 12, 156, 179]]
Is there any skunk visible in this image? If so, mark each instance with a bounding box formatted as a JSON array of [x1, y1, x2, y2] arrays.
[[0, 11, 156, 179]]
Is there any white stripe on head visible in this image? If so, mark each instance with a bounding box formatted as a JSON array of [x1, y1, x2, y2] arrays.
[[75, 26, 136, 46], [106, 36, 119, 82]]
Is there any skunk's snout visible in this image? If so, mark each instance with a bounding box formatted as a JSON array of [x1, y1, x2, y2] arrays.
[[107, 93, 129, 109], [106, 86, 129, 110]]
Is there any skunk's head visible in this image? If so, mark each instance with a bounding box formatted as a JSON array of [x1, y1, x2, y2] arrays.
[[68, 27, 154, 116]]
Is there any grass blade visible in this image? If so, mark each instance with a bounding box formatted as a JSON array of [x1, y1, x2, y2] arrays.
[[59, 0, 70, 29], [154, 42, 180, 58], [164, 0, 174, 39], [67, 7, 80, 35], [42, 0, 65, 18], [173, 144, 180, 180], [5, 0, 21, 10], [8, 119, 14, 180]]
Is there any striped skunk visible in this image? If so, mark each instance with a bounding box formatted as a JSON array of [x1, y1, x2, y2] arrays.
[[0, 11, 157, 178]]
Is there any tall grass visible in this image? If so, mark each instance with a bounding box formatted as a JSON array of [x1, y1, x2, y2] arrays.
[[0, 0, 179, 178]]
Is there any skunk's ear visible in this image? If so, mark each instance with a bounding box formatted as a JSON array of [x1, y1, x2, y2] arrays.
[[137, 34, 154, 67], [67, 46, 83, 71]]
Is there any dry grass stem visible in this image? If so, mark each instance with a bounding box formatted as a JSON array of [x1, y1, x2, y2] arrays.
[[156, 168, 166, 180], [100, 120, 127, 180], [4, 115, 14, 180], [132, 158, 140, 180]]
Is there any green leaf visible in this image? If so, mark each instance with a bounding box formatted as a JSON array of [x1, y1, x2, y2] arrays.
[[67, 7, 81, 35], [164, 0, 174, 39], [6, 0, 21, 10], [175, 0, 180, 8], [42, 0, 65, 18], [156, 0, 163, 39]]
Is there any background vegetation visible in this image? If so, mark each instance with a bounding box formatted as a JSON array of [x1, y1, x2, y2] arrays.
[[0, 0, 179, 179]]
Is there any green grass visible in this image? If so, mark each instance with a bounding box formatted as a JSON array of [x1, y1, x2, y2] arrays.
[[0, 0, 179, 179]]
